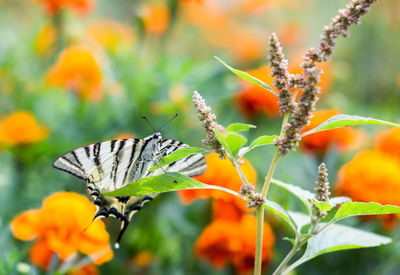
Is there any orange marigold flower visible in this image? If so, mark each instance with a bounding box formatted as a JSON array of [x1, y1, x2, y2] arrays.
[[86, 19, 135, 53], [212, 199, 245, 222], [35, 22, 57, 55], [335, 150, 400, 229], [375, 128, 400, 161], [235, 61, 332, 118], [234, 67, 280, 118], [195, 214, 274, 274], [10, 192, 113, 270], [140, 2, 170, 35], [300, 109, 365, 155], [335, 150, 400, 205], [37, 0, 94, 16], [46, 44, 103, 101], [0, 111, 49, 146], [178, 153, 256, 214], [67, 264, 99, 275]]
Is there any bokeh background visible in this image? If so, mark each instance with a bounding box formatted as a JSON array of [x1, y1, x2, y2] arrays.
[[1, 0, 400, 274]]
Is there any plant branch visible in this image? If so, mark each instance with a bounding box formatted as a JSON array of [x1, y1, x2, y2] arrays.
[[272, 240, 301, 275]]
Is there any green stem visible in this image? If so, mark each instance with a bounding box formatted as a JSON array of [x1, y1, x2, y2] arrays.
[[234, 160, 251, 186], [254, 110, 291, 275], [254, 206, 265, 275], [272, 241, 301, 275]]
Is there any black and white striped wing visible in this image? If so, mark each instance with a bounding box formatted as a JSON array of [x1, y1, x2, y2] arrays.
[[52, 139, 141, 191], [52, 137, 207, 248]]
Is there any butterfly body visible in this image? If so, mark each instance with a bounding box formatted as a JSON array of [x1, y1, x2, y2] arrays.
[[53, 133, 206, 247]]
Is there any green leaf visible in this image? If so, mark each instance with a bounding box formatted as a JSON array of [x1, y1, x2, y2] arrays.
[[334, 202, 400, 221], [312, 200, 332, 213], [238, 135, 278, 157], [264, 200, 297, 233], [271, 179, 314, 212], [104, 172, 246, 198], [283, 237, 296, 245], [249, 135, 278, 149], [149, 147, 210, 172], [215, 56, 277, 95], [293, 223, 391, 268], [288, 211, 311, 233], [226, 123, 256, 132], [248, 135, 278, 151], [301, 114, 400, 137], [214, 130, 247, 157], [328, 196, 351, 208]]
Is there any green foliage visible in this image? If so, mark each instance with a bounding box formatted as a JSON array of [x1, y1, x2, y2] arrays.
[[271, 179, 314, 212], [149, 147, 210, 172], [301, 114, 400, 136], [214, 129, 247, 158], [266, 178, 400, 272], [104, 172, 244, 198], [334, 202, 400, 221], [239, 135, 278, 157], [295, 222, 391, 268], [215, 57, 277, 95], [226, 123, 256, 132]]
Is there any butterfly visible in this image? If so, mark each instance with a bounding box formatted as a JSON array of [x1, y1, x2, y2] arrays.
[[52, 132, 207, 248]]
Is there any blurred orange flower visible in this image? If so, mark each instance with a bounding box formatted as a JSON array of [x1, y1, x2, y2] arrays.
[[38, 0, 94, 15], [375, 128, 400, 161], [10, 192, 113, 270], [46, 44, 103, 101], [86, 19, 135, 53], [0, 111, 49, 146], [212, 199, 245, 222], [217, 27, 265, 63], [67, 264, 99, 275], [195, 214, 274, 274], [235, 60, 332, 118], [115, 132, 135, 140], [335, 150, 400, 228], [300, 109, 365, 155], [178, 153, 257, 218], [35, 22, 57, 55], [132, 251, 155, 268], [140, 2, 170, 35], [234, 67, 280, 118]]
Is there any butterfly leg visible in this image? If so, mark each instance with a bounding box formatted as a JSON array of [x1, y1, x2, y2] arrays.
[[113, 195, 155, 249]]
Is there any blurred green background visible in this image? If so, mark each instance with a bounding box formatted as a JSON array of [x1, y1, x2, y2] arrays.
[[1, 0, 400, 274]]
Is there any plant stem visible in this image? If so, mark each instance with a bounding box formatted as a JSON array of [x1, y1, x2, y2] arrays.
[[234, 160, 251, 186], [254, 110, 291, 275], [260, 108, 290, 198], [254, 206, 265, 275], [272, 241, 301, 275]]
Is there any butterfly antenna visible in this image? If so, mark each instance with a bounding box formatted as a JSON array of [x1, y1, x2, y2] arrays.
[[141, 116, 156, 132], [160, 113, 179, 131]]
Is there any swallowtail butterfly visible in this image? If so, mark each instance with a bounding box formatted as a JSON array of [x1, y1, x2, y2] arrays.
[[52, 132, 207, 248]]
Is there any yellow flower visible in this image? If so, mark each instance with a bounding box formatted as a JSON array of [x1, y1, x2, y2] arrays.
[[10, 192, 113, 270], [0, 111, 48, 146]]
